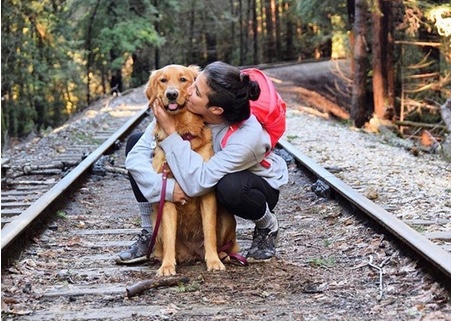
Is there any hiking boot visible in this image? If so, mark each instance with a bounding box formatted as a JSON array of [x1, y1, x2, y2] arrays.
[[246, 226, 279, 261], [114, 229, 152, 264]]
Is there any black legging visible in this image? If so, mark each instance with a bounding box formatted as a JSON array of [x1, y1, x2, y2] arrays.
[[125, 132, 280, 220], [126, 132, 148, 202]]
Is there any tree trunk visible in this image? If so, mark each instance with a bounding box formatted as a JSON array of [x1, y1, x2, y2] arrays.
[[264, 0, 276, 62], [239, 0, 244, 65], [284, 1, 294, 61], [85, 0, 102, 104], [347, 0, 355, 73], [372, 0, 385, 119], [382, 0, 396, 118], [252, 0, 258, 64], [351, 0, 369, 128], [153, 0, 160, 69], [189, 0, 200, 64], [244, 0, 252, 64], [274, 0, 282, 61]]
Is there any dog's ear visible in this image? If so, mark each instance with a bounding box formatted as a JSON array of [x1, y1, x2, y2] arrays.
[[145, 69, 160, 103], [187, 65, 201, 78]]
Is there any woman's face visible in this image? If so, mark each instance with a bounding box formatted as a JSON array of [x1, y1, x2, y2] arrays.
[[187, 72, 210, 116], [187, 72, 225, 124]]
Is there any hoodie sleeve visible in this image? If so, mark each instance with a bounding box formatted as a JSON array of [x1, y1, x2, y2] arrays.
[[160, 119, 269, 197], [125, 120, 176, 203]]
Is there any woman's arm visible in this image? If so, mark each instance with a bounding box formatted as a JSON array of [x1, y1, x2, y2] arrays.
[[125, 121, 178, 203], [152, 102, 271, 196], [160, 121, 269, 197]]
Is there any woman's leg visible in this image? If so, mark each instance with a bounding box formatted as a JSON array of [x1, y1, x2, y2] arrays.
[[126, 132, 147, 202], [216, 170, 279, 220], [115, 132, 152, 264], [216, 171, 280, 260]]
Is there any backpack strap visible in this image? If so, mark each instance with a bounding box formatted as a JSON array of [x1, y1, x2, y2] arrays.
[[221, 122, 272, 169], [220, 122, 243, 149]]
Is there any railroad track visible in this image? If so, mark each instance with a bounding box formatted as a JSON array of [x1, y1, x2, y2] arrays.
[[1, 91, 150, 263], [2, 66, 451, 320]]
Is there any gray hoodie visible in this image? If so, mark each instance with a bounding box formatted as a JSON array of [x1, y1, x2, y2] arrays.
[[125, 114, 289, 203]]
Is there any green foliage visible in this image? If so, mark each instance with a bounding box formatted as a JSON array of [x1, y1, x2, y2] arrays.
[[309, 256, 336, 268], [97, 20, 161, 70], [293, 0, 348, 26], [1, 0, 448, 146], [292, 0, 349, 59], [1, 0, 84, 143]]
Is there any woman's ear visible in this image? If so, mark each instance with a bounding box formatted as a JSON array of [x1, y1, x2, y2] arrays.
[[209, 106, 224, 115]]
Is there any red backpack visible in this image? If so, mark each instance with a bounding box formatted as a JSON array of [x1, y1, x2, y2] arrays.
[[220, 68, 287, 168]]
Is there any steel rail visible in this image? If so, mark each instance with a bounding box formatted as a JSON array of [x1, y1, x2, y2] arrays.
[[278, 138, 451, 282], [1, 106, 149, 252]]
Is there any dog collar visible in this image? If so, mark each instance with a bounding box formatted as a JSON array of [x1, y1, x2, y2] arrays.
[[182, 133, 196, 141]]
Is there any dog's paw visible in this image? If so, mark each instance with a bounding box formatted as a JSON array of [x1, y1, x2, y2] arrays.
[[206, 259, 226, 272], [156, 264, 177, 276]]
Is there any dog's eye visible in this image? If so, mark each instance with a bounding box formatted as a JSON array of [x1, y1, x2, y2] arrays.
[[180, 77, 187, 82], [160, 78, 167, 83]]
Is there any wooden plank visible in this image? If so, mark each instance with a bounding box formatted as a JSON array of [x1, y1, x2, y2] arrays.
[[1, 202, 33, 208], [0, 190, 41, 196], [405, 219, 451, 225], [55, 266, 153, 277], [1, 209, 23, 216], [73, 228, 140, 235], [20, 304, 229, 321], [424, 231, 451, 241], [12, 186, 48, 191], [1, 219, 13, 228], [43, 283, 126, 298], [1, 196, 35, 202]]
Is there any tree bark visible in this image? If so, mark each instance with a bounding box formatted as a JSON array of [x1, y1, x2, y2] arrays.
[[372, 0, 385, 119], [239, 0, 244, 65], [351, 0, 369, 127], [252, 0, 258, 64], [85, 0, 102, 104], [382, 0, 396, 116]]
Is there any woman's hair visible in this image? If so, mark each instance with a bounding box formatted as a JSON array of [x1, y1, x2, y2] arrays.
[[203, 61, 260, 123]]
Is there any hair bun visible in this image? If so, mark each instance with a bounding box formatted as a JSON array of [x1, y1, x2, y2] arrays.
[[240, 73, 261, 101], [248, 80, 261, 101]]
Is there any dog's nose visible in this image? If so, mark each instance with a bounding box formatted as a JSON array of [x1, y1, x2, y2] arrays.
[[166, 90, 178, 101]]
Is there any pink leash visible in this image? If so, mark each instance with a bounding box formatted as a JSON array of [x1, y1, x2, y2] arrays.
[[218, 241, 248, 266], [146, 161, 168, 259]]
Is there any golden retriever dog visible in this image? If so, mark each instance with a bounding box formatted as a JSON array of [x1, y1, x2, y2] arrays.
[[145, 64, 239, 276]]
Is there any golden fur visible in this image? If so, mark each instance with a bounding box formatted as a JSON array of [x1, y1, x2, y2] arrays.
[[145, 64, 239, 276]]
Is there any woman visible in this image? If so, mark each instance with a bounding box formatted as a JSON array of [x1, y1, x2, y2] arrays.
[[115, 61, 288, 264]]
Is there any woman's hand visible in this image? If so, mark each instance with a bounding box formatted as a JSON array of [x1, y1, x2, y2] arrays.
[[173, 182, 190, 205], [152, 100, 177, 135]]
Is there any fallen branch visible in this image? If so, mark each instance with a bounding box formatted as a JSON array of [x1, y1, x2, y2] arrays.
[[297, 106, 330, 119], [126, 276, 189, 298], [292, 86, 350, 120], [394, 120, 446, 131]]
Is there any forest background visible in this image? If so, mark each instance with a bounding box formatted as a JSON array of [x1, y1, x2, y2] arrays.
[[1, 0, 450, 150]]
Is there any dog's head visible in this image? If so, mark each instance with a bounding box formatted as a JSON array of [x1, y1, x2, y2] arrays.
[[145, 64, 200, 114]]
